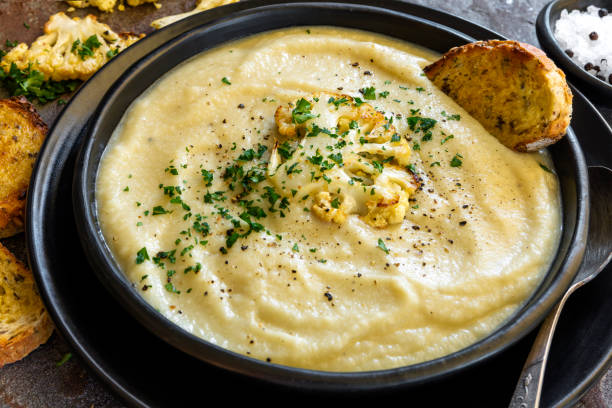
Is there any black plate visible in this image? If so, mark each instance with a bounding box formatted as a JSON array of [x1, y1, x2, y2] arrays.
[[537, 0, 612, 100], [73, 1, 587, 392], [26, 0, 612, 406]]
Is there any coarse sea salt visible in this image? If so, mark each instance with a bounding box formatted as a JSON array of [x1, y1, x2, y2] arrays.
[[554, 5, 612, 85]]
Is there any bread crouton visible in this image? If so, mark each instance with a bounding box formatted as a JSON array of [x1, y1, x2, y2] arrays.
[[424, 40, 572, 152], [0, 243, 53, 367], [0, 97, 48, 238]]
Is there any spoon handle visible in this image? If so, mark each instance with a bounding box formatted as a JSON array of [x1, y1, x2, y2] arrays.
[[508, 290, 573, 408]]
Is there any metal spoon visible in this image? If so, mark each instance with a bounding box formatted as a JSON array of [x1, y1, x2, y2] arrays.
[[509, 165, 612, 408]]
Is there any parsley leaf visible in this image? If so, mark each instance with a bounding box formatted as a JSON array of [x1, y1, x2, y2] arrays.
[[72, 35, 101, 60], [0, 63, 80, 104], [136, 247, 150, 264], [450, 153, 463, 167], [377, 238, 389, 254], [360, 86, 376, 100], [201, 169, 214, 186], [292, 98, 317, 124]]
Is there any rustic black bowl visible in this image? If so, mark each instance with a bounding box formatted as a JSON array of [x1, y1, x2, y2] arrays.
[[72, 1, 589, 391], [537, 0, 612, 100]]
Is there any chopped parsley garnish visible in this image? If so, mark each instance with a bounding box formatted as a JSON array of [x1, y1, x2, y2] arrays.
[[539, 163, 554, 173], [262, 186, 281, 206], [136, 247, 149, 264], [441, 111, 461, 121], [201, 169, 214, 186], [204, 191, 226, 203], [421, 131, 433, 142], [152, 205, 170, 215], [371, 160, 384, 173], [277, 141, 296, 159], [0, 62, 80, 104], [378, 91, 390, 98], [391, 134, 401, 143], [292, 243, 299, 252], [164, 282, 180, 294], [292, 98, 318, 124], [330, 197, 340, 209], [72, 35, 102, 60], [222, 77, 232, 85], [306, 123, 324, 137], [106, 48, 119, 59], [450, 153, 463, 167], [226, 232, 240, 248], [328, 152, 343, 166], [328, 96, 349, 108], [441, 134, 455, 144], [407, 116, 437, 133], [377, 238, 389, 254], [56, 352, 72, 367], [307, 151, 323, 166], [360, 86, 376, 100], [285, 162, 302, 175], [165, 165, 179, 175]]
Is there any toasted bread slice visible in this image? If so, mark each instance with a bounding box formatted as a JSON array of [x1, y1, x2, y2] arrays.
[[424, 40, 572, 152], [0, 97, 48, 239], [0, 243, 53, 367]]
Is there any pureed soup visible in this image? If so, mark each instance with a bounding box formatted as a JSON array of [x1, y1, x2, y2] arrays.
[[96, 27, 562, 372]]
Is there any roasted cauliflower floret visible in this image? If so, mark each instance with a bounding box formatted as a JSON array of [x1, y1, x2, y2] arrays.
[[271, 92, 418, 228], [66, 0, 117, 12], [66, 0, 160, 12], [1, 12, 144, 81], [311, 191, 356, 224], [151, 0, 239, 29], [125, 0, 161, 8]]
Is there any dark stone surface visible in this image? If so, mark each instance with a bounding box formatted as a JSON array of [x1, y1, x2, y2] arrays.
[[0, 0, 609, 407]]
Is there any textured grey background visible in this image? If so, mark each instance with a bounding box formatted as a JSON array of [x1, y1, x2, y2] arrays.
[[0, 0, 610, 407]]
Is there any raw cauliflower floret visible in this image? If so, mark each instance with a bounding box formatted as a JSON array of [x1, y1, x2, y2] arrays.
[[66, 0, 117, 12], [151, 0, 239, 29], [272, 92, 418, 228], [1, 12, 144, 81]]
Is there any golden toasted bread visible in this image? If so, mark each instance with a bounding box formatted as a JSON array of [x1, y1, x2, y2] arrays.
[[0, 97, 48, 239], [424, 40, 572, 152], [0, 243, 53, 367]]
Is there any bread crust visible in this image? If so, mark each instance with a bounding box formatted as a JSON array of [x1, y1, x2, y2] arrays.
[[424, 40, 572, 152], [0, 243, 53, 367], [0, 96, 48, 238]]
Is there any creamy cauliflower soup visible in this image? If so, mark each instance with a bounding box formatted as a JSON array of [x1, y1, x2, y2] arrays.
[[96, 27, 561, 371]]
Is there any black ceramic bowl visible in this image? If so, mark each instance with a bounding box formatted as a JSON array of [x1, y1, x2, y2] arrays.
[[73, 1, 589, 391], [537, 0, 612, 99]]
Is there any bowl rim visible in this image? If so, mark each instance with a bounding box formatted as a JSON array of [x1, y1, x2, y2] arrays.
[[71, 1, 589, 391], [536, 0, 612, 98]]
